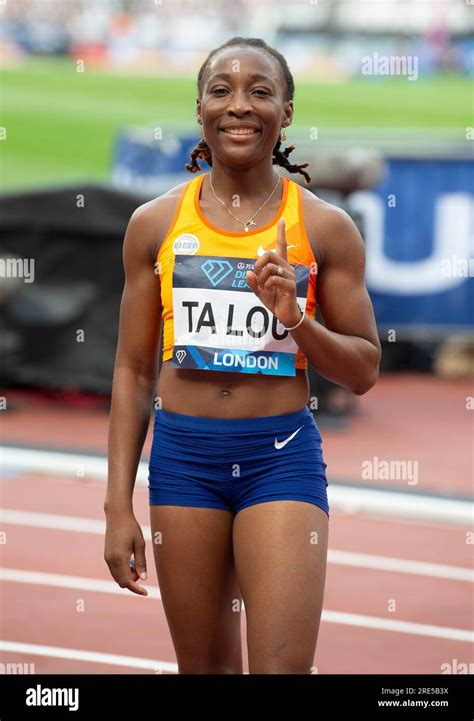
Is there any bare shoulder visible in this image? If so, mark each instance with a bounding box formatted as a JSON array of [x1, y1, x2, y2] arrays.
[[299, 185, 364, 268], [125, 179, 192, 262]]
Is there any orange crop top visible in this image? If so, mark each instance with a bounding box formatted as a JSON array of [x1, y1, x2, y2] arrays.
[[155, 171, 318, 377]]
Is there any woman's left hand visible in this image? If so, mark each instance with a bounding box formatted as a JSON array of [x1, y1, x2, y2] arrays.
[[246, 218, 302, 328]]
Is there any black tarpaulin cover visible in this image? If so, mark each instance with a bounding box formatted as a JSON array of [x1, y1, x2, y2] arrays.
[[0, 183, 153, 393]]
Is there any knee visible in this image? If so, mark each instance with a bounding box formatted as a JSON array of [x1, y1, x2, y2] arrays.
[[178, 662, 241, 674], [249, 645, 313, 674], [249, 660, 312, 674], [178, 650, 242, 674]]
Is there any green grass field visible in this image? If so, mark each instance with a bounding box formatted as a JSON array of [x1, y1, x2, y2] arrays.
[[1, 57, 471, 191]]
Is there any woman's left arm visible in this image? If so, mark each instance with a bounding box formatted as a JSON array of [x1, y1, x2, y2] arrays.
[[289, 203, 381, 395]]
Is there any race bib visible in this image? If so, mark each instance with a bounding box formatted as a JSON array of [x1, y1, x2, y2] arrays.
[[171, 255, 311, 376]]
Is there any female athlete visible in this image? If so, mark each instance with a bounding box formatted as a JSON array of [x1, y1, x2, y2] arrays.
[[104, 36, 381, 674]]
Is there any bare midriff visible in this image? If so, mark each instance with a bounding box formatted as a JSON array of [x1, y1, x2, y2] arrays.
[[156, 360, 310, 418]]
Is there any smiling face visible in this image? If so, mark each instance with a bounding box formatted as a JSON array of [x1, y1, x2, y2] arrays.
[[196, 46, 293, 169]]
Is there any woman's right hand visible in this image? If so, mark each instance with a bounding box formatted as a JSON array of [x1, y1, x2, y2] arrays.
[[104, 509, 148, 596]]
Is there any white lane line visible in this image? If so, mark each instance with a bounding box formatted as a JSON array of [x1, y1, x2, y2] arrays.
[[0, 568, 161, 599], [330, 484, 473, 527], [1, 508, 472, 582], [0, 640, 178, 673], [1, 508, 106, 535], [329, 550, 474, 582], [1, 568, 473, 643], [1, 448, 112, 484], [322, 611, 474, 643], [2, 446, 472, 526]]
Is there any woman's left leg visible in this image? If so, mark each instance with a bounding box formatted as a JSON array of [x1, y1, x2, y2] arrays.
[[232, 500, 328, 674]]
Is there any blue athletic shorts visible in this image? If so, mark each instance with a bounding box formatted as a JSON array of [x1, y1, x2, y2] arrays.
[[148, 404, 329, 518]]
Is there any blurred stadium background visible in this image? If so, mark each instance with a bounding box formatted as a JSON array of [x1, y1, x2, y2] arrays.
[[0, 0, 473, 680]]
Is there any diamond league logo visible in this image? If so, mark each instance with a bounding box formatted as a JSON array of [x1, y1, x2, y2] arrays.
[[200, 259, 233, 287]]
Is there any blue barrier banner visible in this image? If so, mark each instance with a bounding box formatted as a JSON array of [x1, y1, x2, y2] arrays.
[[111, 131, 207, 193], [348, 158, 473, 335]]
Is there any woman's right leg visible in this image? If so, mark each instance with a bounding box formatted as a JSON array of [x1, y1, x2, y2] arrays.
[[149, 505, 243, 674]]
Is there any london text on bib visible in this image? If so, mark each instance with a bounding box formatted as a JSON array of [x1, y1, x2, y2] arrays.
[[171, 255, 311, 376]]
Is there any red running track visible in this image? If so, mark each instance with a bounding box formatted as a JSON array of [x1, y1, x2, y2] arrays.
[[1, 374, 472, 674]]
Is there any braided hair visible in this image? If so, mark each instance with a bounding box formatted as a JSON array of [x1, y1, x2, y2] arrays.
[[185, 37, 311, 184]]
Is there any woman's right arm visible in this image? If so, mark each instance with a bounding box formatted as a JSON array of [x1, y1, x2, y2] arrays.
[[104, 202, 163, 596]]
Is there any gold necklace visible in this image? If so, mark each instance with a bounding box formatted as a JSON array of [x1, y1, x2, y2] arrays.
[[208, 174, 281, 232]]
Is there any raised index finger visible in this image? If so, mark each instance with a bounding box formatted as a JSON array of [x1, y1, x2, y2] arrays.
[[276, 217, 287, 262]]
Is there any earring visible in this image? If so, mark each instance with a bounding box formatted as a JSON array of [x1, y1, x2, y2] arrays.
[[280, 126, 287, 142], [198, 122, 204, 139]]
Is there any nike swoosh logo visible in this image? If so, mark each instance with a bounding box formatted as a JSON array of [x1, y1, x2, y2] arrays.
[[257, 244, 299, 256], [274, 425, 304, 449]]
